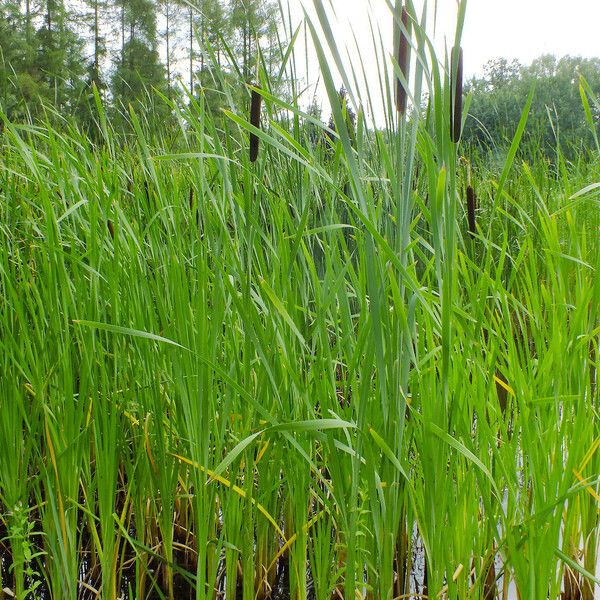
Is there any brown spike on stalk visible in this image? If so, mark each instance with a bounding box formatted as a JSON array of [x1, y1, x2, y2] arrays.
[[249, 87, 262, 163], [466, 184, 477, 237], [107, 219, 114, 239], [450, 46, 464, 143], [396, 6, 411, 115]]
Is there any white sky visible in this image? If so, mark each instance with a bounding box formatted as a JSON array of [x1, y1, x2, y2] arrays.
[[283, 0, 600, 121], [454, 0, 600, 73]]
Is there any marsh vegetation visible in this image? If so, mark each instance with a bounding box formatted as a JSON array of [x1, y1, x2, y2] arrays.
[[0, 1, 598, 599]]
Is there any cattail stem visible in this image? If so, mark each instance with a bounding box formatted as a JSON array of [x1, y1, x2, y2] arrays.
[[483, 556, 497, 600], [396, 6, 410, 115], [450, 46, 463, 143], [249, 87, 262, 163], [466, 184, 477, 237]]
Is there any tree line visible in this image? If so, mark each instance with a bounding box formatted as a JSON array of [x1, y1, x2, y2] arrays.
[[0, 0, 279, 130], [463, 54, 600, 157], [2, 0, 600, 158]]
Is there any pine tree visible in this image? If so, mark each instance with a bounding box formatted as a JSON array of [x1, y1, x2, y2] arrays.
[[0, 2, 28, 118], [110, 0, 168, 121], [229, 0, 278, 82], [185, 0, 228, 96], [157, 0, 185, 98], [85, 0, 107, 92], [35, 0, 86, 110], [1, 0, 84, 119], [73, 0, 109, 136], [1, 0, 284, 132]]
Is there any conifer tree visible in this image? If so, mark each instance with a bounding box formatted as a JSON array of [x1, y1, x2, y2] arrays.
[[110, 0, 168, 121], [35, 0, 85, 110], [229, 0, 278, 82]]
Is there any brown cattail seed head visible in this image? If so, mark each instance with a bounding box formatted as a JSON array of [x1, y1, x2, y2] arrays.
[[396, 6, 411, 116], [249, 87, 262, 163], [107, 219, 114, 239], [466, 185, 477, 237], [450, 46, 463, 143]]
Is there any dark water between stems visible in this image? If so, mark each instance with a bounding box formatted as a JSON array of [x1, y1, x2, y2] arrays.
[[2, 544, 598, 598]]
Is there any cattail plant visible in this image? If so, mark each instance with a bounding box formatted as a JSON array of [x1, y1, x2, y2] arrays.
[[249, 86, 262, 162], [1, 2, 598, 599], [466, 184, 477, 237], [450, 46, 463, 142], [396, 5, 411, 116], [461, 157, 477, 238]]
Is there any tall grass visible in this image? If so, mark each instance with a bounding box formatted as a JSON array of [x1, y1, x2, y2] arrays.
[[0, 1, 598, 599]]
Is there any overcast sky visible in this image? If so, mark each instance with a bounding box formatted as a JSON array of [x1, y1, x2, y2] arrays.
[[284, 0, 600, 120]]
